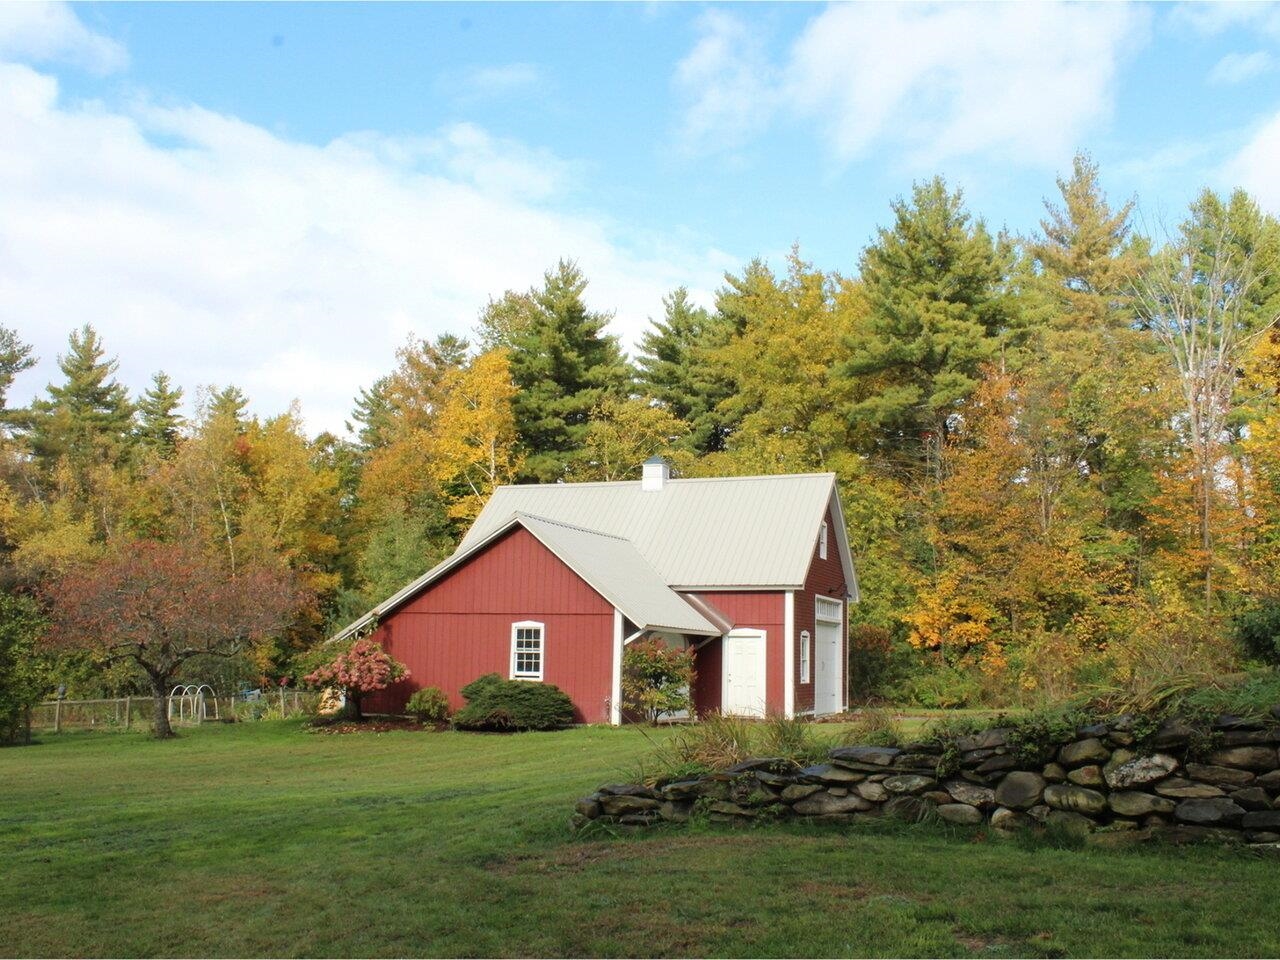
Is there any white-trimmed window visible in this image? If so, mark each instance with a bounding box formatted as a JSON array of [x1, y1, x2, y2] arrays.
[[800, 630, 811, 684], [819, 522, 828, 560], [510, 621, 544, 680]]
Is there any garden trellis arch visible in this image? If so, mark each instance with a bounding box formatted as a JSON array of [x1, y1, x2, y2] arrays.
[[167, 684, 219, 724]]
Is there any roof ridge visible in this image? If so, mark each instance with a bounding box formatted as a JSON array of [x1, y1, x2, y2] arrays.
[[513, 511, 630, 542], [491, 471, 834, 492]]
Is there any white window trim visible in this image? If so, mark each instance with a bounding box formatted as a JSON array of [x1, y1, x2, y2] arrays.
[[510, 620, 545, 681], [819, 521, 829, 560], [800, 629, 811, 684]]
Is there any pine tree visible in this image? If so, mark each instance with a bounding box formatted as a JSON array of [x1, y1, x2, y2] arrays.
[[347, 377, 395, 452], [635, 287, 735, 454], [496, 261, 632, 481], [29, 324, 134, 470], [0, 326, 35, 431], [840, 178, 1017, 473], [135, 372, 184, 455], [208, 385, 249, 424]]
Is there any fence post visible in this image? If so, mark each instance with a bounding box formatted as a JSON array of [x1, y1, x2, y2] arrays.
[[124, 696, 131, 731], [293, 691, 299, 713], [279, 686, 286, 716], [53, 697, 61, 734]]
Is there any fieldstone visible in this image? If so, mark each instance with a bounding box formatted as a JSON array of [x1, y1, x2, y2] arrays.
[[1272, 704, 1280, 721], [1078, 722, 1110, 738], [943, 780, 996, 807], [1249, 842, 1280, 857], [1241, 810, 1280, 831], [977, 754, 1020, 775], [780, 783, 823, 803], [1213, 713, 1265, 730], [883, 795, 935, 822], [1109, 731, 1137, 747], [892, 752, 943, 770], [569, 813, 590, 831], [792, 791, 872, 816], [1184, 763, 1256, 787], [575, 797, 602, 818], [1155, 777, 1225, 799], [829, 745, 900, 766], [1044, 783, 1108, 815], [1247, 831, 1280, 844], [661, 780, 705, 800], [600, 794, 660, 816], [1175, 798, 1247, 826], [618, 813, 662, 826], [902, 740, 943, 754], [600, 783, 657, 797], [1229, 787, 1273, 811], [962, 748, 997, 764], [1087, 828, 1153, 848], [856, 780, 889, 802], [659, 800, 693, 822], [1067, 765, 1104, 787], [995, 771, 1046, 810], [924, 790, 954, 806], [1151, 721, 1196, 750], [1028, 804, 1052, 823], [1046, 810, 1095, 834], [753, 770, 793, 787], [1042, 762, 1067, 782], [1105, 753, 1178, 790], [1255, 769, 1280, 790], [708, 800, 757, 818], [828, 787, 848, 797], [725, 757, 790, 775], [937, 803, 983, 825], [956, 728, 1009, 752], [1059, 738, 1111, 767], [1222, 729, 1277, 746], [1205, 746, 1278, 771], [800, 764, 865, 785], [1162, 825, 1245, 844], [1109, 791, 1176, 817], [1143, 813, 1172, 829], [990, 806, 1030, 831], [884, 774, 937, 795]]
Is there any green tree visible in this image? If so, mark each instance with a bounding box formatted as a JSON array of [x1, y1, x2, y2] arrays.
[[0, 591, 47, 745], [135, 372, 185, 455], [485, 261, 631, 481], [635, 288, 735, 454], [29, 325, 134, 472], [0, 326, 35, 432], [841, 178, 1018, 474], [207, 385, 249, 425]]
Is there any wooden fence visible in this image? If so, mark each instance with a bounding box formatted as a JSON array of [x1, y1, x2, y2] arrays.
[[27, 689, 318, 733]]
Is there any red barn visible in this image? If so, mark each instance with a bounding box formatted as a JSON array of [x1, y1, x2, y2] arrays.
[[336, 459, 858, 723]]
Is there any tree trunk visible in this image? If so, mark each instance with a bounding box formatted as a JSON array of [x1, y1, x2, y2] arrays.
[[151, 679, 175, 739]]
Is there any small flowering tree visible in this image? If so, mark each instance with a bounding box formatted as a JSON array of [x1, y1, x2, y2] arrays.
[[303, 636, 408, 720], [621, 637, 695, 725]]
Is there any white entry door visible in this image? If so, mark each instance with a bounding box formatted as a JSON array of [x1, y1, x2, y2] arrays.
[[721, 629, 767, 717], [814, 598, 843, 716]]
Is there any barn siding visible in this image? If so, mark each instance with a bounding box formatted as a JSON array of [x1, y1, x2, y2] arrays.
[[687, 591, 786, 715], [794, 502, 849, 715], [362, 527, 615, 723]]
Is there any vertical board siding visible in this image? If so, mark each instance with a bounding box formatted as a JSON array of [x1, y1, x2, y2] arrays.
[[687, 591, 785, 715], [362, 527, 615, 723], [795, 502, 849, 714]]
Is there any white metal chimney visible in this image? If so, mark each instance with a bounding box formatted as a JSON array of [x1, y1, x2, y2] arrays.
[[641, 456, 670, 491]]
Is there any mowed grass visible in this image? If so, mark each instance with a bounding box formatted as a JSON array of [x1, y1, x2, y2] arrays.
[[2, 722, 1278, 958]]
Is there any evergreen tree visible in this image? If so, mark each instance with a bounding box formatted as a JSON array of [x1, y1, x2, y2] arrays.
[[135, 372, 184, 455], [635, 287, 735, 454], [493, 261, 632, 481], [348, 377, 395, 452], [208, 385, 249, 424], [840, 178, 1017, 472], [0, 326, 35, 431], [29, 324, 134, 471]]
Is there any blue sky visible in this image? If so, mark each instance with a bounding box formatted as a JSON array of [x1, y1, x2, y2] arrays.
[[3, 2, 1280, 433]]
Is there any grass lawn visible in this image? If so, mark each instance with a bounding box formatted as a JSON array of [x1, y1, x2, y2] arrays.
[[3, 721, 1278, 958]]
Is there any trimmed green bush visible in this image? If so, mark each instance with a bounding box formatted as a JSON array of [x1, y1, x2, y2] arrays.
[[406, 686, 451, 722], [1234, 599, 1280, 667], [452, 673, 574, 731]]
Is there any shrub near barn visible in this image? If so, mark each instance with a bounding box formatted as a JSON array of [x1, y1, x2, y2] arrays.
[[451, 673, 574, 731]]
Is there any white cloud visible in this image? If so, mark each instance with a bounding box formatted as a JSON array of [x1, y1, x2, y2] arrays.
[[1224, 109, 1280, 211], [1171, 1, 1280, 39], [0, 1, 126, 74], [0, 61, 735, 435], [675, 2, 1148, 169], [673, 10, 774, 154], [1208, 50, 1274, 85], [438, 62, 546, 102]]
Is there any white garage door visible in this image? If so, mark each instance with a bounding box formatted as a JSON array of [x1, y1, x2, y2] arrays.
[[722, 629, 767, 717]]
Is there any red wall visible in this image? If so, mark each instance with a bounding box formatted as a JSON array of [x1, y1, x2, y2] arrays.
[[794, 502, 849, 714], [361, 527, 616, 723], [687, 592, 785, 716]]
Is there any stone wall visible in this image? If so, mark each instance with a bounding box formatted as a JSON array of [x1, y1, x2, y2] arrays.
[[574, 706, 1280, 849]]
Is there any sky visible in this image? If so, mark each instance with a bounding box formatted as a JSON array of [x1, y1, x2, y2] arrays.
[[2, 1, 1280, 436]]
